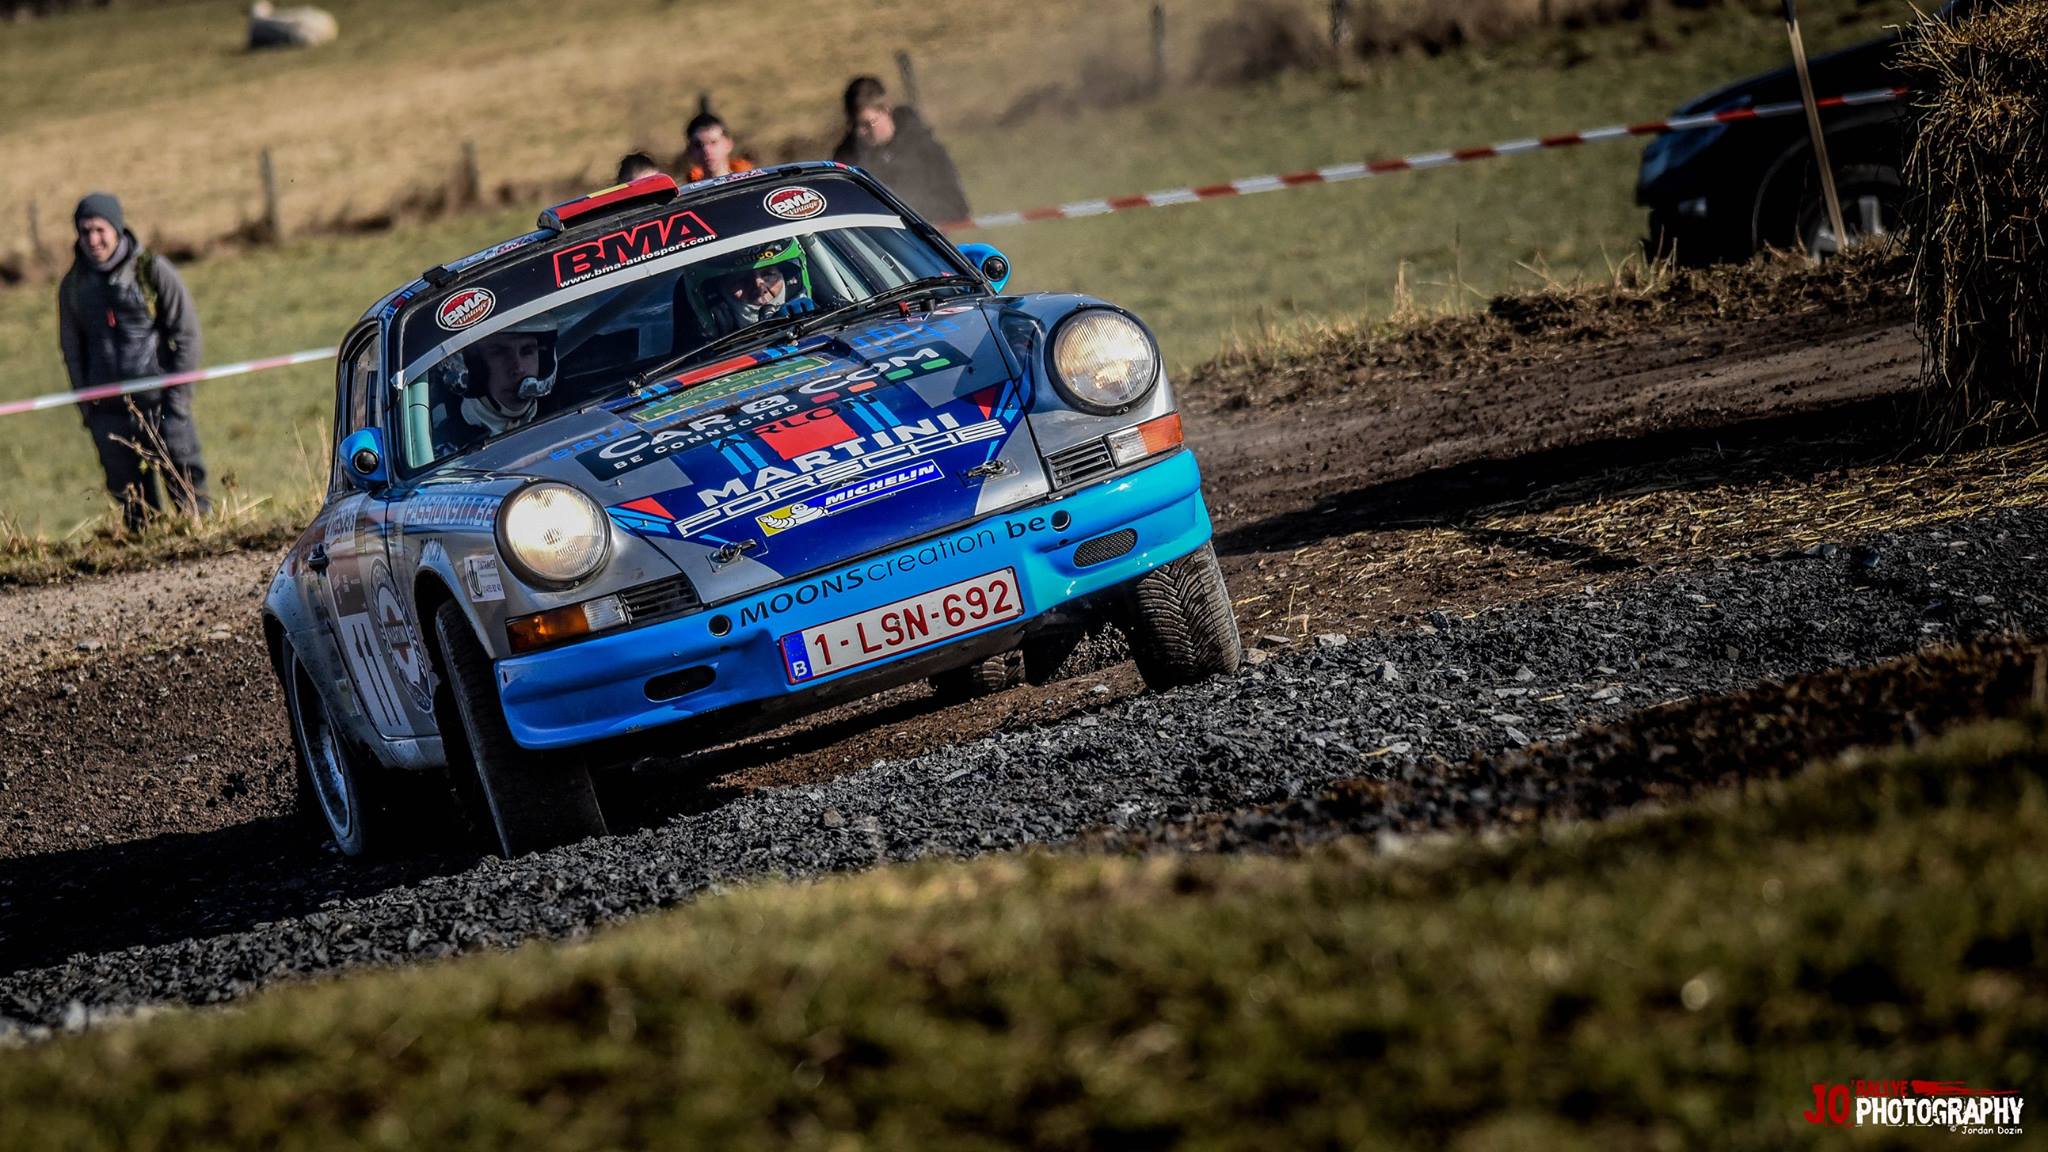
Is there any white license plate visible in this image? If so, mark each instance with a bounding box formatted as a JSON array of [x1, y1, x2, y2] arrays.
[[780, 568, 1022, 684]]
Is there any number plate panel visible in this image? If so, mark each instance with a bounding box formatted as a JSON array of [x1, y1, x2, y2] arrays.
[[780, 568, 1022, 684]]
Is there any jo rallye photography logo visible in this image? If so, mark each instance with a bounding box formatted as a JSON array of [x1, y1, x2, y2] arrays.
[[1805, 1080, 2026, 1135]]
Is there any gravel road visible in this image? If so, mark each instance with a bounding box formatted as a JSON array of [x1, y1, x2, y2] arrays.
[[5, 504, 2040, 1037]]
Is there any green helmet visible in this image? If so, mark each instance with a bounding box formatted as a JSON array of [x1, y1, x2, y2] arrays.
[[716, 238, 810, 297]]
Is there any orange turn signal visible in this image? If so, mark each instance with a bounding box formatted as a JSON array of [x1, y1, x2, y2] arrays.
[[506, 594, 626, 654], [507, 605, 591, 654], [1106, 412, 1185, 467], [1137, 411, 1184, 454]]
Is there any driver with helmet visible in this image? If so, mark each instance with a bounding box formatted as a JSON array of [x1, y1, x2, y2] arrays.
[[705, 239, 816, 336], [429, 314, 557, 456]]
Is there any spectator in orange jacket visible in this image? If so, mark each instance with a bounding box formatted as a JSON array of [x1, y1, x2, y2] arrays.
[[681, 113, 755, 183]]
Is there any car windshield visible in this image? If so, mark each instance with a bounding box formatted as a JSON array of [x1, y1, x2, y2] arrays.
[[391, 175, 967, 472]]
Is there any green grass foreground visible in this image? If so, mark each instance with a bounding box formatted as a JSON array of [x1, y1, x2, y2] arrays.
[[3, 716, 2042, 1150]]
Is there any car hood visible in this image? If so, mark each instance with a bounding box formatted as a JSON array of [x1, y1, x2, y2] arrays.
[[1672, 28, 1904, 115], [471, 302, 1049, 606]]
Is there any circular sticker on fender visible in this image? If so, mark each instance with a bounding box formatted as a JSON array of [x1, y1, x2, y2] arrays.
[[764, 186, 827, 220], [436, 287, 495, 331]]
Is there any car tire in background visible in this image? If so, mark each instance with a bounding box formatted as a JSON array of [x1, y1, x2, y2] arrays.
[[283, 642, 414, 857], [929, 649, 1026, 701], [429, 600, 608, 857], [1126, 542, 1243, 691], [1791, 163, 1903, 260]]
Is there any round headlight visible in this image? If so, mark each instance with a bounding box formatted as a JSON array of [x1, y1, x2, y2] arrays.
[[1050, 310, 1159, 413], [498, 482, 611, 586]]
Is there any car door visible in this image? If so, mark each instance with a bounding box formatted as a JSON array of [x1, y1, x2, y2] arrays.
[[315, 327, 438, 739]]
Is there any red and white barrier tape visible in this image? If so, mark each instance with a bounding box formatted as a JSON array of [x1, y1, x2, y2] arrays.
[[0, 347, 336, 418], [938, 85, 1908, 231], [0, 86, 1905, 418]]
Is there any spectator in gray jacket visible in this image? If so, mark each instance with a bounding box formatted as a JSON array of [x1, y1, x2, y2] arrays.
[[57, 193, 211, 528], [831, 77, 971, 224]]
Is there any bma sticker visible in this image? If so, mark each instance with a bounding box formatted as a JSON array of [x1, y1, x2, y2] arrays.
[[435, 288, 495, 331], [764, 185, 827, 220]]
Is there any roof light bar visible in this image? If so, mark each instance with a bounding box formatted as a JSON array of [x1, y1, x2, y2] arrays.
[[538, 173, 681, 233]]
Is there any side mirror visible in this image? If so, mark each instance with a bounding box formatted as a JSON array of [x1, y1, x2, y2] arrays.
[[339, 427, 389, 490], [958, 243, 1012, 293]]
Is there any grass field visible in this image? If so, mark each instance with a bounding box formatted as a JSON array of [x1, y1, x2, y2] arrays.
[[0, 0, 1912, 535], [2, 708, 2039, 1149]]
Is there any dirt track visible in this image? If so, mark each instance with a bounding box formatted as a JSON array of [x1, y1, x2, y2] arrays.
[[17, 261, 2034, 1027], [0, 300, 1922, 860]]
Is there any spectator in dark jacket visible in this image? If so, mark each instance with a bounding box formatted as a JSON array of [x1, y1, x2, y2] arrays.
[[57, 193, 211, 528], [831, 77, 970, 223]]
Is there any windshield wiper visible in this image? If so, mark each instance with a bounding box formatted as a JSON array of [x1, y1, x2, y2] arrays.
[[610, 274, 981, 402], [791, 274, 981, 338], [620, 314, 811, 397]]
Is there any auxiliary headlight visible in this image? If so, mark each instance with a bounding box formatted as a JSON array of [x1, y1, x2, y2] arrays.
[[1050, 310, 1159, 414], [497, 482, 611, 587]]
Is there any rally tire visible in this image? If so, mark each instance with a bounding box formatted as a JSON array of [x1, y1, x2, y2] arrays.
[[282, 643, 415, 858], [430, 600, 608, 857], [930, 648, 1025, 701], [1127, 542, 1243, 691]]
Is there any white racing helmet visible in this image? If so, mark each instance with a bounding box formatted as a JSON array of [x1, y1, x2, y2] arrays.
[[434, 313, 559, 402]]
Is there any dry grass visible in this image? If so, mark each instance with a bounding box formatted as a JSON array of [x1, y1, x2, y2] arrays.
[[1228, 429, 2048, 638], [0, 492, 310, 588], [1904, 1, 2048, 436], [1, 0, 1858, 282], [0, 0, 1254, 266], [1191, 241, 1911, 407], [1471, 430, 2048, 564]]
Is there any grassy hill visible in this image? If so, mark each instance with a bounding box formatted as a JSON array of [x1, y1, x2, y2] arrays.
[[0, 0, 1913, 533]]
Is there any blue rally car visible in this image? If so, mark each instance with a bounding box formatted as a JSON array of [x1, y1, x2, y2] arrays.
[[264, 165, 1241, 857]]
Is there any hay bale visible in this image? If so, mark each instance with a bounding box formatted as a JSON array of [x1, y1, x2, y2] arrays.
[[1903, 2, 2048, 434], [247, 1, 337, 50]]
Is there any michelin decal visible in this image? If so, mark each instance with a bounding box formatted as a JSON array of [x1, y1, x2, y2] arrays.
[[756, 460, 943, 536]]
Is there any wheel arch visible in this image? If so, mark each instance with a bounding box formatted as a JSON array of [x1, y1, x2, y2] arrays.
[[261, 611, 289, 682], [413, 569, 466, 689]]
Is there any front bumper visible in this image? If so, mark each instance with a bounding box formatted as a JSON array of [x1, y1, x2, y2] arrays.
[[496, 449, 1214, 749]]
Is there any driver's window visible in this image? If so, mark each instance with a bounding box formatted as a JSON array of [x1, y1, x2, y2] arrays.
[[329, 336, 379, 493]]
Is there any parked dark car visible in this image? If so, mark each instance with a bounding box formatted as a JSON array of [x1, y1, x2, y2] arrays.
[[1637, 3, 1975, 264]]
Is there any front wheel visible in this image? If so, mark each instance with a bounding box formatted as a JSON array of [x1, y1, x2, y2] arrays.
[[430, 600, 607, 857], [1126, 542, 1242, 691]]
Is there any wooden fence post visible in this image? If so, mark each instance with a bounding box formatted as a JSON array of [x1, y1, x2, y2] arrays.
[[1150, 3, 1167, 93], [1330, 0, 1354, 53], [894, 50, 922, 112], [457, 140, 481, 207], [26, 198, 52, 270], [258, 148, 283, 242]]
